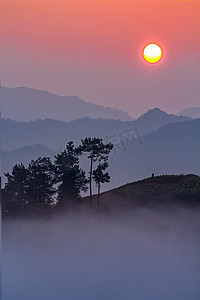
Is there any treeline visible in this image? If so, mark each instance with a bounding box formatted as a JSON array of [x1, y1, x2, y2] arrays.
[[2, 138, 113, 214]]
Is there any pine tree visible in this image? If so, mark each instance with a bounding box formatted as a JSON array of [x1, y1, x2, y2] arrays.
[[55, 141, 88, 203], [92, 161, 110, 207], [77, 138, 113, 206], [27, 157, 56, 208], [4, 163, 30, 211]]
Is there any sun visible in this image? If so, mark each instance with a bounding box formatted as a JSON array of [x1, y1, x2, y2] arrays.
[[143, 43, 163, 64]]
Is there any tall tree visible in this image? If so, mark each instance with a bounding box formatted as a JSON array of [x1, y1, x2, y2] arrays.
[[4, 163, 30, 211], [92, 161, 110, 207], [27, 157, 56, 208], [55, 141, 88, 203], [77, 138, 113, 206]]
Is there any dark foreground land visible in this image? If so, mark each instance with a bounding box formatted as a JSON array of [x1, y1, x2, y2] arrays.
[[86, 174, 200, 210], [2, 174, 200, 219]]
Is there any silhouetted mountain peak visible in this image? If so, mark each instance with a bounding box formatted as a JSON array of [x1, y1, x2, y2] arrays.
[[133, 107, 189, 135], [147, 107, 165, 114], [138, 108, 169, 120]]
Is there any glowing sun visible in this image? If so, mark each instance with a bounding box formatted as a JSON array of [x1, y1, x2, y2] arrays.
[[143, 43, 163, 64]]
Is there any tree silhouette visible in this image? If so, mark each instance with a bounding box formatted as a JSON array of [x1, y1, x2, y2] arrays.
[[3, 138, 113, 214], [4, 163, 30, 212], [54, 141, 88, 203], [27, 157, 56, 208], [92, 161, 110, 207], [4, 158, 56, 212], [77, 138, 113, 206]]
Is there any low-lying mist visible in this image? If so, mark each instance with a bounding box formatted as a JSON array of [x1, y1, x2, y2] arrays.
[[3, 206, 200, 300]]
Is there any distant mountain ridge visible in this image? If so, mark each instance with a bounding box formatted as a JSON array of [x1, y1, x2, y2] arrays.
[[2, 108, 189, 151], [1, 86, 132, 122], [177, 106, 200, 119]]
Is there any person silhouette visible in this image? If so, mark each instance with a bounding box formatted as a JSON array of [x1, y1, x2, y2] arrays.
[[152, 173, 154, 178]]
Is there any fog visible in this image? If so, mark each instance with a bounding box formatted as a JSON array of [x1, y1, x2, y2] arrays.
[[3, 206, 200, 300]]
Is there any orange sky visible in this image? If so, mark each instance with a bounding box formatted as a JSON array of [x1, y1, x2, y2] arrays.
[[1, 0, 200, 60], [1, 0, 200, 116]]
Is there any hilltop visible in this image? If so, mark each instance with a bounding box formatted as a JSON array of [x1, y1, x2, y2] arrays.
[[84, 174, 200, 210]]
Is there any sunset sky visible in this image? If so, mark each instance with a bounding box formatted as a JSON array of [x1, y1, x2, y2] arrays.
[[1, 0, 200, 117]]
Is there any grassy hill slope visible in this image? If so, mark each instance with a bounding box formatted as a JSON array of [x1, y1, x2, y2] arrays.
[[85, 175, 200, 209]]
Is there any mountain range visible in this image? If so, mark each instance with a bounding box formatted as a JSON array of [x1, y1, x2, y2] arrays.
[[1, 86, 132, 122], [2, 108, 188, 151]]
